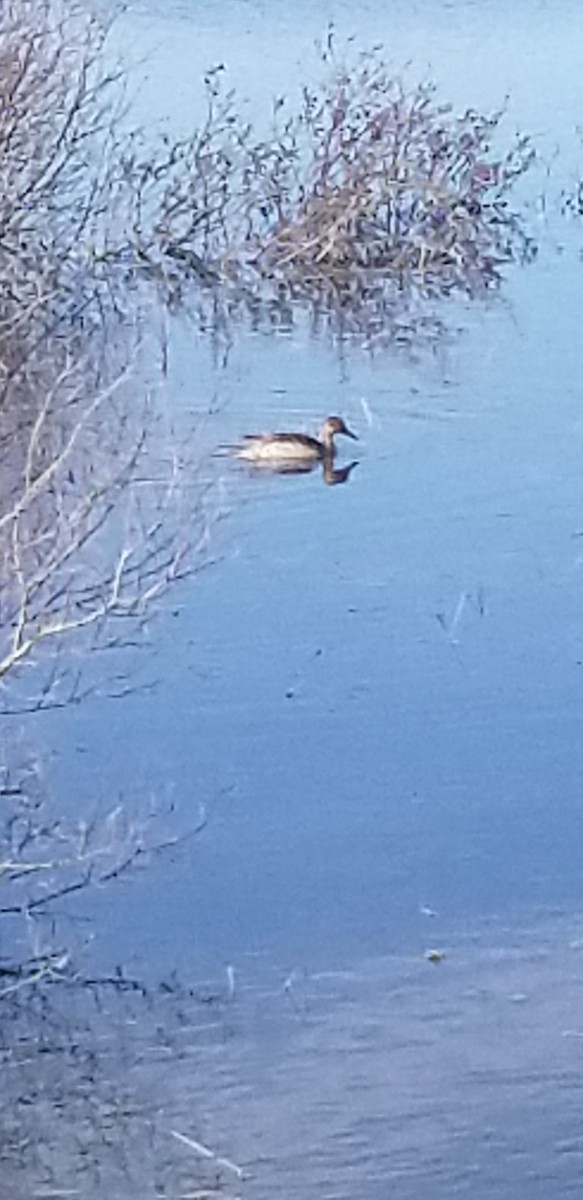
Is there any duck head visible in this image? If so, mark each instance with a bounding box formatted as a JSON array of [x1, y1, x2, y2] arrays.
[[318, 416, 358, 447]]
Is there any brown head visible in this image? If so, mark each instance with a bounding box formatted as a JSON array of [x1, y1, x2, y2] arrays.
[[318, 416, 358, 450]]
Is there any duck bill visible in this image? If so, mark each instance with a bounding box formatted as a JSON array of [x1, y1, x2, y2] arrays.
[[344, 427, 358, 441]]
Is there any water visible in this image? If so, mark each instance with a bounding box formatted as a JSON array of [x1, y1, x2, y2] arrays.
[[54, 246, 583, 973], [11, 0, 583, 1195]]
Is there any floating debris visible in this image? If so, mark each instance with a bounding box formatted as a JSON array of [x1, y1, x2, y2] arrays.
[[170, 1131, 244, 1180]]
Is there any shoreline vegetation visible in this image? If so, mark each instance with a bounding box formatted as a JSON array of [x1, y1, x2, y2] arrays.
[[0, 0, 212, 1053], [0, 1, 538, 1191], [0, 4, 537, 358]]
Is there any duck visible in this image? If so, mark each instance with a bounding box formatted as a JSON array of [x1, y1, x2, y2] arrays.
[[234, 416, 358, 464]]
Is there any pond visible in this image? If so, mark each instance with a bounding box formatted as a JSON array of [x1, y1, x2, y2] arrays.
[[8, 0, 583, 1196]]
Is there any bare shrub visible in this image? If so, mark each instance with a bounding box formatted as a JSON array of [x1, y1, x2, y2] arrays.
[[239, 57, 536, 298], [130, 48, 536, 339], [0, 1, 221, 711], [0, 2, 123, 358], [0, 334, 213, 1005], [0, 1, 231, 334], [0, 3, 215, 989], [0, 3, 537, 356], [0, 344, 215, 713]]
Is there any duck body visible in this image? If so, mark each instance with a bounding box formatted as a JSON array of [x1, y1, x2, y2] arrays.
[[236, 430, 325, 463], [234, 416, 357, 464]]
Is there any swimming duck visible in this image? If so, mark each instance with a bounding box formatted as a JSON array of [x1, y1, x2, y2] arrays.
[[234, 416, 358, 464]]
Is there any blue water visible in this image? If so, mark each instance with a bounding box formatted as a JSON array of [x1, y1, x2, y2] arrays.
[[23, 0, 583, 1195], [50, 238, 583, 975]]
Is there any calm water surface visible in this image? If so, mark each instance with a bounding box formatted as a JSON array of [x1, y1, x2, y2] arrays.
[[27, 0, 583, 1195]]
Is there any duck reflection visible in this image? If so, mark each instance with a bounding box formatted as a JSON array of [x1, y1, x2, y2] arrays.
[[241, 456, 358, 485], [322, 458, 358, 486]]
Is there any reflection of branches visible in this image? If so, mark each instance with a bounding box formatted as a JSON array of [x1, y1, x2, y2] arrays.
[[0, 951, 70, 999], [0, 756, 208, 997], [1, 958, 235, 1198]]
